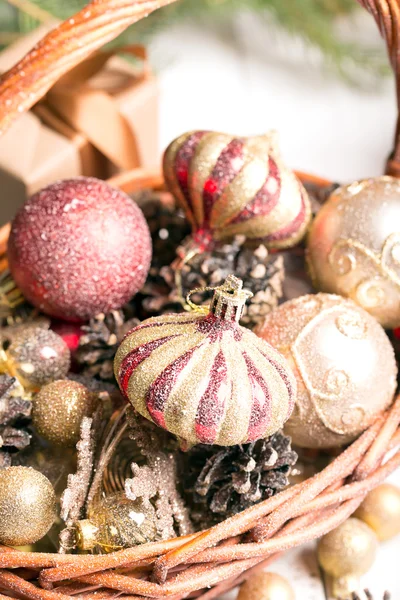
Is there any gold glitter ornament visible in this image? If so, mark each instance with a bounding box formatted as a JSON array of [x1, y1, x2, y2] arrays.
[[114, 275, 296, 447], [307, 176, 400, 329], [317, 518, 378, 598], [76, 492, 158, 552], [164, 130, 311, 250], [0, 326, 70, 391], [0, 466, 56, 546], [237, 572, 295, 600], [32, 379, 97, 447], [354, 483, 400, 541], [255, 293, 397, 449]]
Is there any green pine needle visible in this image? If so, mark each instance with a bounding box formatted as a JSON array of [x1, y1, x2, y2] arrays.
[[0, 0, 389, 83]]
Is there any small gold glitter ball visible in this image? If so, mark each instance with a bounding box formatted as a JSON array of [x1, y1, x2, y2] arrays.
[[0, 466, 56, 546], [4, 326, 70, 390], [317, 518, 378, 579], [32, 379, 97, 447], [255, 293, 397, 448], [354, 483, 400, 541], [237, 572, 295, 600], [307, 176, 400, 328]]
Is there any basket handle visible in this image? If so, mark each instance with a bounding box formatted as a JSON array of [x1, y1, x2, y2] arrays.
[[357, 0, 400, 175], [0, 0, 399, 176], [0, 0, 177, 133]]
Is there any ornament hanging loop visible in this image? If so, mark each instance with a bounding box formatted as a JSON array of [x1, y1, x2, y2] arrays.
[[186, 275, 253, 322], [186, 285, 218, 314]]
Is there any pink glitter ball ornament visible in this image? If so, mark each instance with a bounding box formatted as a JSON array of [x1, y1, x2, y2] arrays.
[[8, 177, 152, 322]]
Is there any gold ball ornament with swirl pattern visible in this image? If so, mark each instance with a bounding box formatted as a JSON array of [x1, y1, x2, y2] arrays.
[[114, 275, 296, 447], [255, 293, 397, 449], [307, 176, 400, 329]]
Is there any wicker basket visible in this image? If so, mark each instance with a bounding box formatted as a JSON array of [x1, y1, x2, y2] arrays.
[[0, 1, 400, 599]]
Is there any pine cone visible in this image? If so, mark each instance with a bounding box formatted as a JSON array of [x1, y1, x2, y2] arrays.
[[132, 193, 190, 318], [0, 374, 32, 465], [343, 591, 391, 600], [127, 192, 285, 326], [74, 309, 139, 380], [146, 237, 284, 327], [182, 432, 297, 526], [139, 192, 191, 269]]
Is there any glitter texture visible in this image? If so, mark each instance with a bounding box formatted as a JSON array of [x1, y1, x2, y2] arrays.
[[8, 177, 152, 321], [125, 409, 194, 540], [0, 466, 56, 546], [6, 326, 70, 390], [237, 572, 295, 600], [355, 483, 400, 541], [32, 379, 97, 446], [317, 518, 378, 578], [77, 492, 158, 552], [308, 175, 400, 328], [114, 277, 296, 446], [163, 130, 311, 250], [256, 293, 397, 448]]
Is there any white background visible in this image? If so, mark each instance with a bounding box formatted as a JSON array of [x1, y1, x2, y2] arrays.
[[149, 9, 400, 599]]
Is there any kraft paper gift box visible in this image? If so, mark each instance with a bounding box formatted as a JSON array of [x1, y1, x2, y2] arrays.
[[0, 27, 159, 225]]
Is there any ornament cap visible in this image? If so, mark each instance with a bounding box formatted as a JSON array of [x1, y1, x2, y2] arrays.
[[210, 275, 253, 322], [75, 519, 98, 551]]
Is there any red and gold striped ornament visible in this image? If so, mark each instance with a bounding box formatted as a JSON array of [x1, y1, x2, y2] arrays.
[[114, 276, 296, 447], [163, 130, 311, 251]]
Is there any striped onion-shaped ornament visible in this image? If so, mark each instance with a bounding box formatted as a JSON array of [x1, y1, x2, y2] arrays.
[[163, 130, 311, 251], [114, 275, 296, 447]]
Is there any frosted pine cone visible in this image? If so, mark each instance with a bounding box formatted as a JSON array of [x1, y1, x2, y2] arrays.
[[182, 432, 297, 526], [0, 374, 32, 464], [74, 309, 139, 380], [146, 237, 284, 327]]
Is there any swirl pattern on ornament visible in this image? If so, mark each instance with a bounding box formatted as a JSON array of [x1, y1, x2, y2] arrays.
[[291, 304, 368, 435], [328, 233, 400, 310]]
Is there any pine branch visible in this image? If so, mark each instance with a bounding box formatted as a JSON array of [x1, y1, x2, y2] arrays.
[[5, 0, 53, 22], [0, 0, 388, 82]]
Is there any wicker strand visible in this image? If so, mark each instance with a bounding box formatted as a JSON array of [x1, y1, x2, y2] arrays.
[[38, 487, 303, 585], [0, 571, 70, 600], [194, 511, 322, 600], [0, 417, 377, 592], [152, 416, 383, 582], [66, 504, 359, 599], [0, 0, 178, 134], [251, 412, 391, 542], [182, 452, 400, 565], [0, 396, 394, 600], [0, 535, 198, 572], [354, 392, 400, 480], [183, 425, 400, 598], [356, 0, 400, 174]]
